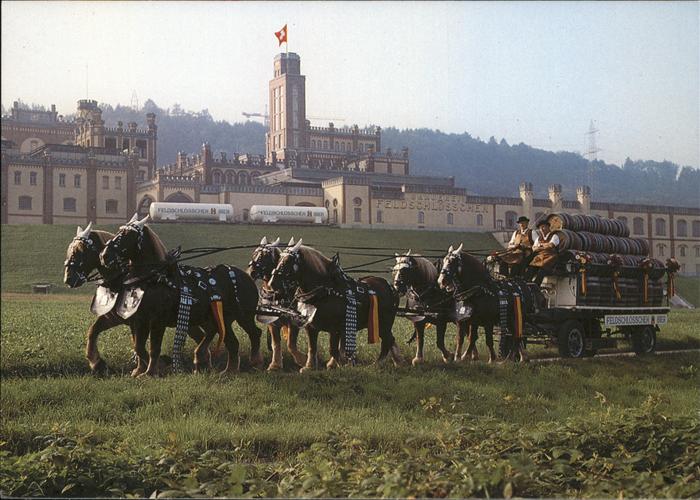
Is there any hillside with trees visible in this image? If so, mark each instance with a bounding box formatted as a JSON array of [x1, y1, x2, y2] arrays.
[[7, 100, 697, 207]]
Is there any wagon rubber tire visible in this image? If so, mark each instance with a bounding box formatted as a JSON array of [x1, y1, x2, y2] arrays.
[[557, 320, 587, 358], [631, 326, 657, 356]]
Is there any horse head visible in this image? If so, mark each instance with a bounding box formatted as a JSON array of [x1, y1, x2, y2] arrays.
[[392, 250, 418, 295], [64, 223, 117, 288], [99, 213, 150, 271], [437, 243, 463, 292], [267, 237, 305, 296], [248, 236, 282, 281]]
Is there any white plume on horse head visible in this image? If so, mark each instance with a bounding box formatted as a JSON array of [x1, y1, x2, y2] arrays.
[[128, 213, 139, 224], [454, 243, 464, 254], [288, 237, 295, 247], [76, 221, 93, 238], [407, 249, 412, 256], [291, 238, 303, 252], [272, 237, 281, 246], [448, 245, 454, 254], [260, 236, 268, 246], [134, 215, 149, 228]]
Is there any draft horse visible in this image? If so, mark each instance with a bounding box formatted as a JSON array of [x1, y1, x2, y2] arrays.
[[392, 250, 469, 364], [248, 236, 310, 371], [99, 215, 263, 375], [436, 244, 503, 362], [268, 239, 402, 368]]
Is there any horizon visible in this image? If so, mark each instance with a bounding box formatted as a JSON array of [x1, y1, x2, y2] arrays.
[[2, 1, 698, 168]]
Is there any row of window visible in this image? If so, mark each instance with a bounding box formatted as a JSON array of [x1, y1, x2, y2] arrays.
[[16, 196, 119, 213], [656, 244, 700, 258], [14, 171, 123, 190], [310, 139, 374, 153], [211, 170, 259, 185]]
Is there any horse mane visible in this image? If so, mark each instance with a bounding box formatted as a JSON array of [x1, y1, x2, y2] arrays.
[[409, 255, 439, 282], [459, 251, 492, 281], [298, 246, 332, 277], [141, 226, 168, 263]]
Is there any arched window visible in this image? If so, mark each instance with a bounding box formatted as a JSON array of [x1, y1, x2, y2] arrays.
[[505, 211, 517, 229], [63, 197, 76, 212], [341, 143, 345, 152], [679, 245, 686, 257], [212, 170, 222, 184], [633, 217, 645, 235], [476, 214, 483, 226], [354, 208, 361, 222], [29, 172, 37, 185], [417, 211, 425, 224], [693, 220, 700, 237], [14, 171, 21, 185], [324, 200, 330, 209], [695, 246, 700, 257], [242, 209, 249, 221], [239, 171, 250, 185], [251, 171, 261, 183], [333, 209, 338, 223], [311, 140, 316, 149], [447, 213, 454, 225], [656, 244, 665, 257], [676, 219, 687, 237], [655, 218, 666, 236], [226, 171, 236, 185], [18, 196, 32, 210], [74, 174, 81, 188]]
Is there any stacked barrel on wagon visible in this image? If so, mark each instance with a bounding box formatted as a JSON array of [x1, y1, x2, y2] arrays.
[[545, 213, 667, 307]]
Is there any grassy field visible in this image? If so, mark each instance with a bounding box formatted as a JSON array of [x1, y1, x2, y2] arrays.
[[1, 223, 699, 497]]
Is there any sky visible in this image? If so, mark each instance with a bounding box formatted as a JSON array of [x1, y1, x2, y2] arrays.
[[2, 1, 698, 168]]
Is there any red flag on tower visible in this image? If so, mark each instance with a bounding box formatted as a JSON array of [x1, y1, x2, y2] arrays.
[[275, 24, 288, 46]]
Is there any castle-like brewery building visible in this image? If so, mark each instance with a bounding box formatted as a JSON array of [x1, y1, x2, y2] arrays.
[[2, 53, 699, 275]]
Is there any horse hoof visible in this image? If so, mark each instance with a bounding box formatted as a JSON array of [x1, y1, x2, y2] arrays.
[[411, 357, 424, 366], [137, 370, 158, 378], [267, 363, 282, 372], [442, 354, 452, 364], [90, 359, 109, 376], [299, 365, 313, 373], [219, 368, 238, 377], [130, 368, 145, 377], [326, 359, 339, 370]]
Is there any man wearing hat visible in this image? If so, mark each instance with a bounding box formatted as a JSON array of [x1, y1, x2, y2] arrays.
[[499, 215, 534, 277], [526, 218, 560, 286]]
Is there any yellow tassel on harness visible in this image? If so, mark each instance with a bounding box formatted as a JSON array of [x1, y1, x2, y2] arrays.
[[211, 300, 226, 354], [367, 295, 380, 344], [513, 295, 523, 339], [281, 324, 291, 342], [668, 273, 675, 298], [579, 268, 587, 295], [643, 272, 649, 304]]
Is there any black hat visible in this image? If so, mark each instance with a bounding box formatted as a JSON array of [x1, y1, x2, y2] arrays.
[[516, 216, 530, 223]]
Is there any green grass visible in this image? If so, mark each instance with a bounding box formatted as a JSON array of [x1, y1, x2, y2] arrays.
[[0, 223, 497, 294], [2, 222, 699, 497], [676, 275, 700, 307]]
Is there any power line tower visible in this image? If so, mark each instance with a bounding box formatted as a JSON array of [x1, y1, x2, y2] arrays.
[[131, 90, 139, 112], [584, 120, 600, 160], [583, 120, 601, 190]]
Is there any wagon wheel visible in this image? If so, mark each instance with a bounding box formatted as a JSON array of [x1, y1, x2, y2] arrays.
[[631, 325, 656, 356], [557, 320, 587, 358]]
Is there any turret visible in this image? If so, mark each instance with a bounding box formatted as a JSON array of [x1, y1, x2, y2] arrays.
[[548, 184, 563, 211], [576, 185, 591, 214], [519, 182, 534, 222]]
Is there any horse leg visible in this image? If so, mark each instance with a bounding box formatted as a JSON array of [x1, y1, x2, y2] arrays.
[[461, 324, 480, 361], [454, 321, 467, 362], [193, 325, 214, 373], [140, 323, 166, 377], [378, 313, 401, 366], [267, 325, 283, 371], [327, 331, 342, 369], [436, 321, 452, 363], [237, 314, 263, 368], [85, 314, 117, 375], [412, 322, 426, 366], [287, 325, 306, 367], [220, 322, 240, 375], [485, 323, 497, 363], [301, 327, 320, 373], [131, 322, 149, 377]]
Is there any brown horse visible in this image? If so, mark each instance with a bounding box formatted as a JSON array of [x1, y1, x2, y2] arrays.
[[437, 244, 500, 362], [99, 215, 263, 375], [268, 239, 401, 368], [248, 236, 309, 371], [392, 250, 469, 365]]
